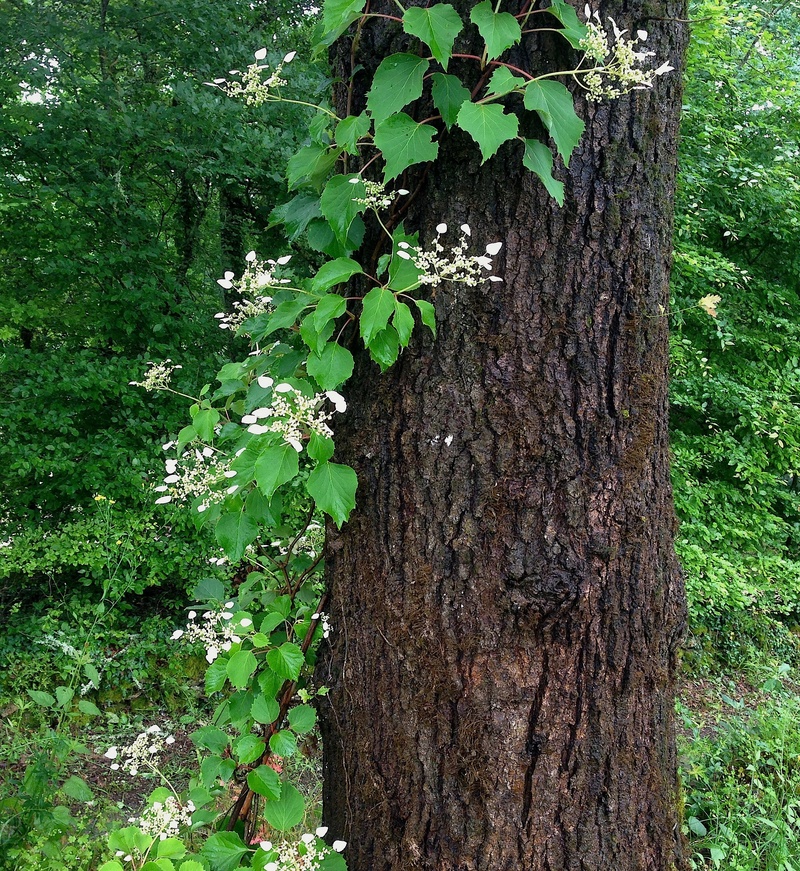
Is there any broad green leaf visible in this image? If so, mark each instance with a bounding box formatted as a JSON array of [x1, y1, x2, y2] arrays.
[[456, 101, 519, 163], [311, 258, 363, 294], [263, 294, 313, 336], [546, 0, 589, 49], [245, 487, 281, 527], [55, 685, 73, 707], [192, 408, 220, 442], [308, 431, 336, 462], [300, 313, 336, 356], [373, 114, 439, 181], [99, 863, 125, 871], [61, 775, 93, 802], [368, 326, 401, 370], [108, 827, 151, 857], [251, 693, 281, 724], [191, 725, 230, 754], [233, 733, 265, 764], [320, 175, 367, 245], [393, 300, 415, 347], [687, 816, 708, 837], [264, 782, 305, 831], [140, 861, 173, 871], [306, 461, 358, 527], [307, 342, 355, 391], [287, 704, 317, 734], [402, 4, 464, 70], [269, 729, 298, 757], [215, 510, 259, 562], [28, 689, 55, 707], [177, 863, 205, 871], [260, 612, 287, 635], [286, 144, 341, 192], [367, 53, 429, 124], [360, 287, 396, 346], [266, 642, 306, 680], [229, 688, 254, 724], [269, 194, 322, 241], [470, 0, 521, 59], [320, 0, 368, 46], [156, 839, 186, 860], [254, 444, 300, 499], [388, 225, 422, 291], [227, 649, 258, 689], [192, 576, 226, 602], [78, 699, 102, 716], [205, 657, 228, 694], [200, 754, 235, 788], [523, 80, 584, 166], [486, 66, 526, 97], [83, 663, 101, 688], [201, 832, 250, 871], [313, 294, 348, 332], [415, 299, 437, 336], [431, 72, 471, 130], [319, 852, 348, 871], [335, 113, 371, 155], [176, 424, 196, 454], [522, 139, 565, 205], [247, 765, 282, 800]]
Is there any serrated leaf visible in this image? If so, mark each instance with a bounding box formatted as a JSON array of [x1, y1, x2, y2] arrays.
[[393, 301, 415, 347], [55, 685, 74, 708], [308, 431, 336, 462], [156, 839, 186, 860], [522, 138, 565, 205], [301, 313, 336, 356], [287, 704, 317, 734], [61, 775, 93, 802], [373, 114, 439, 181], [227, 649, 258, 689], [269, 730, 298, 757], [215, 511, 260, 562], [263, 294, 313, 336], [360, 287, 396, 346], [247, 765, 282, 800], [252, 693, 281, 724], [192, 576, 226, 602], [254, 444, 300, 500], [415, 299, 437, 336], [431, 72, 471, 130], [307, 461, 358, 527], [367, 53, 429, 124], [200, 754, 235, 788], [233, 733, 265, 764], [456, 101, 519, 163], [264, 782, 305, 831], [99, 863, 125, 871], [402, 4, 463, 70], [470, 0, 521, 59], [313, 294, 349, 332], [266, 642, 306, 680], [177, 863, 205, 871], [523, 79, 584, 166], [546, 0, 589, 49], [486, 66, 526, 97], [320, 0, 368, 46], [311, 258, 363, 295], [286, 144, 340, 192], [320, 175, 367, 245], [269, 194, 322, 241], [368, 326, 401, 370], [192, 408, 219, 442], [201, 832, 250, 871], [27, 690, 55, 707], [388, 226, 422, 292], [78, 699, 102, 716], [191, 725, 229, 755], [307, 342, 355, 391], [335, 113, 371, 155]]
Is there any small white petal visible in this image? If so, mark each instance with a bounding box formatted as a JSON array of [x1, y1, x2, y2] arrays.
[[397, 188, 409, 195], [246, 250, 257, 262], [333, 841, 347, 852], [155, 495, 172, 504], [283, 51, 297, 63], [226, 484, 239, 494], [460, 224, 471, 236], [436, 223, 447, 234], [637, 29, 648, 41], [154, 485, 168, 493], [170, 630, 184, 640], [104, 747, 118, 759], [224, 470, 237, 478], [654, 61, 674, 75], [287, 436, 303, 452], [275, 382, 294, 393], [397, 241, 410, 249], [396, 250, 411, 260], [217, 279, 233, 289], [301, 833, 315, 844], [253, 407, 272, 418], [221, 641, 232, 652], [224, 271, 234, 280], [257, 375, 274, 388], [485, 242, 503, 256], [260, 841, 273, 851], [225, 601, 235, 608], [240, 618, 253, 627], [276, 255, 292, 265], [166, 735, 175, 744], [241, 414, 257, 424], [164, 474, 180, 484], [202, 447, 214, 457], [488, 276, 503, 282], [326, 390, 347, 413], [206, 647, 219, 663], [165, 459, 178, 473], [316, 827, 328, 838], [248, 424, 269, 435], [254, 48, 267, 60], [188, 611, 197, 619], [348, 177, 360, 184]]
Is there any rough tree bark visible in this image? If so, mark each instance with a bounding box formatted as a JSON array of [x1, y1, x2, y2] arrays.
[[318, 2, 689, 869]]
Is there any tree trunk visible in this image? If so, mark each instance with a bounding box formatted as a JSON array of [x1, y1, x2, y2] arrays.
[[318, 2, 689, 869]]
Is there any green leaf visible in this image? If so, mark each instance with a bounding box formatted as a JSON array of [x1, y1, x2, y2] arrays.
[[269, 194, 322, 241], [456, 101, 519, 163], [269, 730, 298, 757], [192, 577, 226, 602], [215, 510, 260, 562], [205, 657, 228, 694], [254, 444, 300, 500], [368, 326, 401, 370], [192, 408, 220, 442], [156, 839, 186, 860], [177, 863, 205, 871], [200, 754, 235, 788], [313, 294, 349, 332], [245, 488, 282, 527], [286, 144, 341, 192], [140, 862, 174, 871], [98, 863, 125, 871], [414, 299, 437, 336], [687, 816, 708, 837], [360, 287, 396, 347], [523, 80, 584, 166], [266, 642, 306, 680], [301, 310, 338, 355], [308, 431, 336, 462], [78, 699, 102, 716], [83, 663, 101, 688], [393, 301, 415, 347], [227, 649, 258, 689], [233, 734, 265, 765], [470, 0, 521, 59], [367, 53, 430, 124], [431, 72, 471, 130], [247, 765, 282, 800], [251, 694, 281, 724], [27, 690, 55, 707], [311, 258, 363, 294], [55, 685, 74, 708], [319, 852, 348, 871], [546, 0, 589, 50], [320, 0, 368, 46], [191, 725, 230, 754], [307, 343, 355, 391], [264, 782, 305, 831], [320, 175, 368, 245], [486, 66, 526, 97], [201, 832, 250, 871], [402, 4, 464, 70], [287, 704, 317, 734], [61, 775, 93, 802], [335, 113, 371, 155], [306, 461, 358, 527], [263, 294, 313, 336], [388, 226, 422, 292], [522, 139, 565, 205], [373, 114, 439, 181]]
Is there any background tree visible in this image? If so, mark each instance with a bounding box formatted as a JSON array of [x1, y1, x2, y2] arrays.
[[317, 1, 689, 869]]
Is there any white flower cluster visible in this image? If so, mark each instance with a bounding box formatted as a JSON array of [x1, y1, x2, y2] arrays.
[[259, 829, 346, 871], [154, 446, 236, 508], [133, 796, 195, 840], [207, 49, 297, 107], [215, 250, 292, 335], [130, 359, 183, 392], [579, 8, 673, 101], [104, 725, 175, 776], [397, 223, 503, 287], [243, 379, 347, 452], [171, 604, 244, 663], [312, 611, 332, 639], [348, 176, 409, 210]]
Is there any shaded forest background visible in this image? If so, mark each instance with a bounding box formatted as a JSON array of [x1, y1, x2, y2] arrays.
[[1, 0, 800, 868]]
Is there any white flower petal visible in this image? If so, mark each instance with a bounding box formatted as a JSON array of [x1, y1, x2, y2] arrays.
[[301, 833, 315, 844], [247, 424, 269, 435], [155, 495, 172, 504], [254, 48, 267, 60], [397, 188, 409, 195], [485, 241, 503, 256], [246, 250, 257, 262], [316, 827, 328, 838], [396, 250, 411, 260], [217, 279, 233, 289], [654, 61, 674, 76], [257, 375, 274, 388], [260, 841, 273, 851], [283, 51, 297, 63], [637, 29, 648, 41], [287, 436, 303, 452], [326, 390, 347, 413], [460, 224, 471, 236], [333, 841, 347, 852], [275, 382, 294, 393], [241, 415, 257, 424], [436, 223, 447, 234], [104, 747, 118, 759], [276, 255, 292, 265], [170, 630, 184, 640]]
